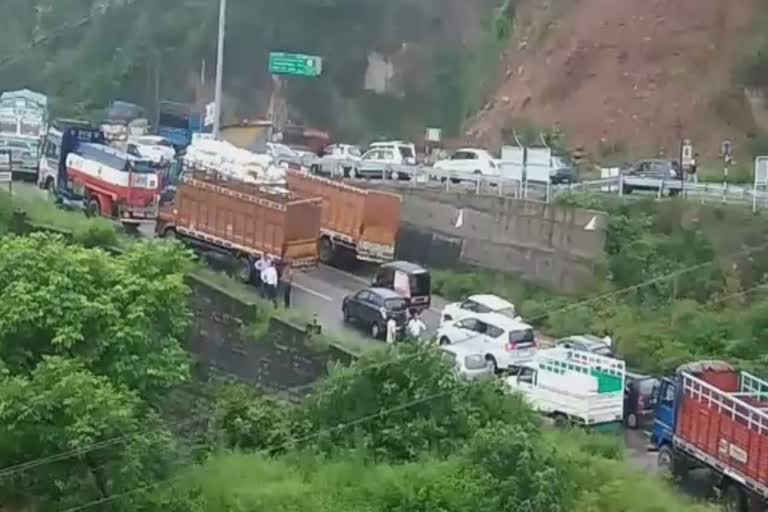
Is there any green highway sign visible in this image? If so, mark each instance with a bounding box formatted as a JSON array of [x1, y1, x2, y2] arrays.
[[269, 52, 323, 77]]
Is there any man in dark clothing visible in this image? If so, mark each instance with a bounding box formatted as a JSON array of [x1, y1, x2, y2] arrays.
[[280, 264, 294, 308]]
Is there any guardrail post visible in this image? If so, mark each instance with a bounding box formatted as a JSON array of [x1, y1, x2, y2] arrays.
[[475, 178, 481, 195], [657, 182, 663, 200], [618, 175, 624, 197]]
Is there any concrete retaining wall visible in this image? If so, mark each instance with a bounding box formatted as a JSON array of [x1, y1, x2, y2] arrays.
[[377, 184, 607, 292], [186, 277, 356, 395]]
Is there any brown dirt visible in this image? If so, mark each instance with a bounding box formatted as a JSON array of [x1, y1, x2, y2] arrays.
[[467, 0, 757, 159]]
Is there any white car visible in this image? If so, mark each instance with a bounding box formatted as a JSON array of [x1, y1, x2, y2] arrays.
[[357, 147, 405, 179], [438, 343, 494, 380], [433, 148, 501, 179], [266, 142, 299, 168], [127, 136, 176, 164], [369, 141, 416, 165], [435, 312, 537, 372], [441, 294, 519, 324], [316, 144, 362, 177]]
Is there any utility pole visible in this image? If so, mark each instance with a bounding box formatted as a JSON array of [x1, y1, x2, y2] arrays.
[[212, 0, 227, 139]]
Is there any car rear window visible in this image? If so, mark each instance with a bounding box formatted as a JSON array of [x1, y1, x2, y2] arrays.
[[385, 298, 408, 311], [410, 272, 431, 297], [509, 329, 535, 346], [399, 146, 414, 158]]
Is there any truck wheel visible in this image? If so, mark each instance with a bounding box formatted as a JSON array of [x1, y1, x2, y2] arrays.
[[45, 177, 56, 197], [625, 412, 638, 429], [658, 445, 688, 480], [342, 306, 352, 323], [553, 413, 569, 429], [161, 227, 177, 240], [724, 484, 747, 512], [235, 256, 253, 284], [86, 198, 101, 218], [319, 238, 334, 264]]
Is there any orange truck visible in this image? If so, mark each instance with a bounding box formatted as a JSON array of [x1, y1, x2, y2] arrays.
[[156, 172, 323, 281], [285, 170, 402, 263]]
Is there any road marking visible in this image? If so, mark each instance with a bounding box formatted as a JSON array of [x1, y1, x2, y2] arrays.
[[293, 282, 333, 302], [318, 264, 370, 284]]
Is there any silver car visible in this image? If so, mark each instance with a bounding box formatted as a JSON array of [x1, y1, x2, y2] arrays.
[[439, 343, 493, 380]]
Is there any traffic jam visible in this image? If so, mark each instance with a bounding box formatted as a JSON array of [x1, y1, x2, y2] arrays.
[[1, 89, 766, 512]]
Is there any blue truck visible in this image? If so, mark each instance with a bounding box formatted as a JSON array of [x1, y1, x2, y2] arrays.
[[650, 361, 767, 512], [157, 101, 202, 150]]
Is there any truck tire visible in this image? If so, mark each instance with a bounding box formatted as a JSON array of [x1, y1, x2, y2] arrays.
[[160, 227, 177, 240], [553, 413, 569, 429], [658, 445, 688, 480], [724, 484, 747, 512], [319, 238, 334, 264], [235, 256, 253, 284], [86, 198, 101, 218], [625, 412, 638, 429]]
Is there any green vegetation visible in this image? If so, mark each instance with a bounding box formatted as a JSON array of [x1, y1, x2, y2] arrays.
[[437, 194, 768, 375], [0, 226, 715, 512]]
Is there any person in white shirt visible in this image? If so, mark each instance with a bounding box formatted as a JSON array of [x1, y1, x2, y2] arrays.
[[253, 255, 267, 290], [406, 310, 427, 341], [261, 259, 279, 306], [386, 317, 398, 345]]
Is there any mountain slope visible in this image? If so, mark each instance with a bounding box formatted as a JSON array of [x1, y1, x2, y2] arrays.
[[468, 0, 760, 159]]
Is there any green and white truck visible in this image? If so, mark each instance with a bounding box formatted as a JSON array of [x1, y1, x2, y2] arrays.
[[505, 348, 626, 429]]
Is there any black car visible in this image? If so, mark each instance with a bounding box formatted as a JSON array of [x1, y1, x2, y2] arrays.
[[550, 166, 577, 185], [624, 371, 660, 429], [342, 287, 409, 339]]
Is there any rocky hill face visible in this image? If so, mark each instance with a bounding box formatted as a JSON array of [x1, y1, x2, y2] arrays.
[[467, 0, 766, 160]]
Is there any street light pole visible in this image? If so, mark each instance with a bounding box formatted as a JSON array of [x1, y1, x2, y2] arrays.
[[212, 0, 227, 139]]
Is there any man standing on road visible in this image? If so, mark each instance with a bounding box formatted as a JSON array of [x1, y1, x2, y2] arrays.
[[386, 316, 398, 345], [253, 255, 267, 293], [280, 263, 294, 308], [261, 259, 279, 306], [406, 310, 427, 342]]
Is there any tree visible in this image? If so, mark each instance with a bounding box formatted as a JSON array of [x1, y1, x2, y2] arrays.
[[0, 234, 193, 402], [0, 357, 178, 512]]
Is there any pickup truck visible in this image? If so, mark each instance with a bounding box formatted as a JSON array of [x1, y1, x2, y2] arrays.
[[651, 361, 767, 512], [505, 348, 625, 429]]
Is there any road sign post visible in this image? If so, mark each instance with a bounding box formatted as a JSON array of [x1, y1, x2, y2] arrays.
[[269, 52, 323, 77]]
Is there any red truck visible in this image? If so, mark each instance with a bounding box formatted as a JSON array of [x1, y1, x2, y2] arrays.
[[652, 361, 768, 512], [156, 172, 323, 281], [285, 170, 402, 264]]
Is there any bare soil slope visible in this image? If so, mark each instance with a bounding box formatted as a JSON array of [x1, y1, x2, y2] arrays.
[[468, 0, 756, 158]]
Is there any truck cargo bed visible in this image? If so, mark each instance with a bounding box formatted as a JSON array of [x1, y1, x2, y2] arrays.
[[166, 173, 322, 265], [286, 171, 401, 261], [676, 367, 768, 498]]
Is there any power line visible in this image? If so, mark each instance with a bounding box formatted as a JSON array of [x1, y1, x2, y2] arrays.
[[3, 235, 768, 483], [58, 390, 454, 512]]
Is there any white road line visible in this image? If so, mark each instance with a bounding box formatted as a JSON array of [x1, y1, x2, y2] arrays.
[[318, 264, 370, 284], [293, 282, 333, 302]]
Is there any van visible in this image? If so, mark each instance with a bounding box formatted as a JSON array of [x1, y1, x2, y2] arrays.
[[372, 261, 431, 312]]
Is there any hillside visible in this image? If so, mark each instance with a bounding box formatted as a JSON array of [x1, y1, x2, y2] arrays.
[[467, 0, 765, 160]]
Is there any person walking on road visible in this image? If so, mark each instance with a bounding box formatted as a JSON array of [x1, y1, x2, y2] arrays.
[[386, 316, 398, 345], [253, 255, 267, 292], [280, 263, 294, 308], [261, 259, 279, 306], [406, 310, 427, 342]]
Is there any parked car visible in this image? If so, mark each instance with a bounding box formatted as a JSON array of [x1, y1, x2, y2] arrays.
[[439, 343, 494, 380], [624, 371, 659, 429], [550, 166, 577, 185], [435, 312, 537, 373], [555, 335, 613, 357], [357, 146, 412, 180], [126, 135, 176, 164], [266, 142, 301, 170], [441, 294, 519, 324], [369, 141, 417, 165], [342, 287, 409, 339], [621, 159, 682, 196], [372, 261, 431, 312], [432, 148, 501, 180], [315, 144, 362, 177]]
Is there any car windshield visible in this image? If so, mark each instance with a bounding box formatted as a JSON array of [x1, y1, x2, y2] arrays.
[[496, 306, 517, 318], [385, 298, 408, 311]]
